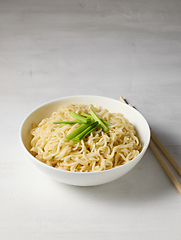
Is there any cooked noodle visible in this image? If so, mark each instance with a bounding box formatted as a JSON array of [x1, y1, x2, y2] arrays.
[[30, 104, 142, 172]]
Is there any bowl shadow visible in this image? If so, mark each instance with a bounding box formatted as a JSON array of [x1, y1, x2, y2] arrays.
[[54, 147, 174, 205]]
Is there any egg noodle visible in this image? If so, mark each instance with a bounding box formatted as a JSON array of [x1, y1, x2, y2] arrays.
[[30, 104, 142, 172]]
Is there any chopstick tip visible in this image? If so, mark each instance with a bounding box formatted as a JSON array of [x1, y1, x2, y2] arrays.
[[120, 96, 128, 104]]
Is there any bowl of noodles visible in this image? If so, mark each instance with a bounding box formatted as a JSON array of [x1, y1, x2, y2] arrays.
[[20, 95, 150, 186]]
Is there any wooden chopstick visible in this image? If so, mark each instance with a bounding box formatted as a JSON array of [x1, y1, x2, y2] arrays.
[[120, 97, 181, 176], [149, 140, 181, 193], [120, 96, 181, 194], [151, 130, 181, 175]]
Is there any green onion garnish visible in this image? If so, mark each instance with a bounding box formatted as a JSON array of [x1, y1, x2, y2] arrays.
[[80, 112, 92, 118], [65, 120, 94, 142], [72, 122, 99, 143], [89, 109, 109, 132], [53, 120, 83, 124], [54, 109, 111, 142], [81, 112, 111, 126], [70, 111, 88, 123]]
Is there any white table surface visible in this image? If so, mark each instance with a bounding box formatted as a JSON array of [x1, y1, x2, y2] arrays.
[[1, 0, 181, 239]]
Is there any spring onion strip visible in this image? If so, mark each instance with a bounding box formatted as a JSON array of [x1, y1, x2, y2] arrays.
[[53, 121, 83, 124], [89, 109, 109, 132], [81, 112, 111, 126], [65, 120, 94, 141], [72, 122, 99, 143], [80, 112, 92, 118], [70, 111, 88, 123]]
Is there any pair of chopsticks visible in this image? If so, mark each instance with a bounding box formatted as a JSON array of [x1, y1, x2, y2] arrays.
[[120, 96, 181, 194]]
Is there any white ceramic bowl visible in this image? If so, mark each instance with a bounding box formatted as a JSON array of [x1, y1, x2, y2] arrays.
[[20, 95, 150, 186]]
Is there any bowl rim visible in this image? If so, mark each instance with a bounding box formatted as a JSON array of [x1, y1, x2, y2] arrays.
[[20, 95, 151, 175]]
